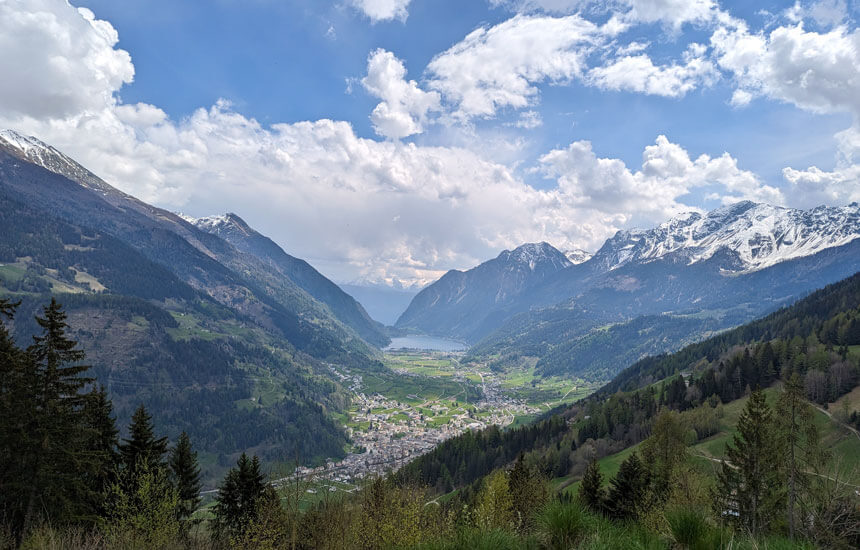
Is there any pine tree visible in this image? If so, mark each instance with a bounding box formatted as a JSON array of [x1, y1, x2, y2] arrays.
[[714, 389, 782, 536], [81, 385, 120, 518], [0, 299, 29, 533], [169, 431, 202, 522], [605, 452, 650, 521], [775, 373, 824, 539], [214, 453, 268, 539], [21, 298, 95, 533], [578, 459, 605, 513], [120, 405, 168, 487]]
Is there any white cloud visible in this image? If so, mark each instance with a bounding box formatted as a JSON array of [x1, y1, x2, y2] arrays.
[[362, 49, 441, 139], [490, 0, 728, 29], [426, 14, 610, 121], [0, 0, 848, 288], [782, 164, 860, 207], [780, 125, 860, 207], [511, 110, 543, 129], [539, 135, 784, 222], [0, 0, 133, 119], [349, 0, 412, 23], [712, 20, 860, 205], [712, 22, 860, 117], [786, 0, 849, 28], [587, 43, 717, 97], [626, 0, 722, 29], [488, 0, 590, 13]]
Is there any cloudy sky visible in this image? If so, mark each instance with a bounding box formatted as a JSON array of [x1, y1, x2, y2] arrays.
[[0, 0, 858, 287]]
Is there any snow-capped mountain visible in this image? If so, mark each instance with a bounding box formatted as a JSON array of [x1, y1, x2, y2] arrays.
[[0, 129, 119, 196], [592, 201, 860, 273], [399, 201, 860, 343], [498, 242, 572, 272], [565, 248, 593, 265]]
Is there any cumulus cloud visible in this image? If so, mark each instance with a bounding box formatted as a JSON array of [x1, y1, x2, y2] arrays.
[[712, 22, 860, 116], [362, 49, 441, 139], [0, 0, 851, 287], [426, 14, 611, 121], [0, 0, 133, 119], [539, 135, 784, 223], [587, 43, 717, 97], [349, 0, 412, 23], [712, 20, 860, 207]]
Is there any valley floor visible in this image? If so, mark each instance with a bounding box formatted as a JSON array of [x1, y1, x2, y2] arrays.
[[287, 350, 600, 494]]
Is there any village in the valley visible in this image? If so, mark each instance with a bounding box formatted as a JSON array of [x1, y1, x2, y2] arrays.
[[286, 353, 546, 489]]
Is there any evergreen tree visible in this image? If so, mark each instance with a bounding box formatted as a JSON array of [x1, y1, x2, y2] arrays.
[[714, 389, 782, 536], [605, 452, 650, 521], [169, 431, 202, 522], [21, 298, 95, 533], [641, 409, 686, 503], [120, 405, 168, 487], [774, 373, 825, 539], [214, 453, 268, 539], [0, 299, 28, 532], [508, 454, 547, 534], [578, 459, 605, 513], [82, 385, 119, 517]]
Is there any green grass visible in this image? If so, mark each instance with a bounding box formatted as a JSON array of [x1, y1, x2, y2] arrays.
[[361, 371, 479, 405], [166, 312, 222, 341], [0, 263, 26, 283], [557, 384, 860, 498]]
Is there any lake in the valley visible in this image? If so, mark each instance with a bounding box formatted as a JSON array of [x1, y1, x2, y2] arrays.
[[385, 335, 469, 352]]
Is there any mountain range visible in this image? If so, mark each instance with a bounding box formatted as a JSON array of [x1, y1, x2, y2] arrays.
[[398, 201, 860, 380], [0, 129, 387, 472]]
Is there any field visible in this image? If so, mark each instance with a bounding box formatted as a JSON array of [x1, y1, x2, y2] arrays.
[[360, 369, 479, 406], [557, 386, 860, 498]]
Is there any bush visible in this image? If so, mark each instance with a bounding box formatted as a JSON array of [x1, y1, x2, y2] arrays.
[[666, 507, 713, 550], [536, 500, 593, 549]]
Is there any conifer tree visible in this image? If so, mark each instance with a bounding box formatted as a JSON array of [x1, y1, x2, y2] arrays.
[[775, 373, 824, 539], [640, 409, 686, 502], [120, 405, 168, 486], [21, 298, 95, 533], [714, 389, 782, 536], [214, 453, 268, 539], [578, 459, 605, 513], [508, 453, 547, 534], [605, 452, 650, 521], [0, 298, 28, 531], [82, 385, 120, 517], [169, 431, 202, 522]]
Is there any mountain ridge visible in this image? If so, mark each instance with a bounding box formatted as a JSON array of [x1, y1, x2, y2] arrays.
[[181, 212, 388, 346]]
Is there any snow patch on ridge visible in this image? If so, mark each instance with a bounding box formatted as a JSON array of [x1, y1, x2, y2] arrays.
[[593, 201, 860, 273]]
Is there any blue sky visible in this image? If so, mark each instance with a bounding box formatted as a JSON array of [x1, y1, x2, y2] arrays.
[[74, 0, 851, 182], [0, 0, 858, 286]]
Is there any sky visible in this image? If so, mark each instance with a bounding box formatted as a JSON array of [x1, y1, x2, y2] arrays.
[[0, 0, 858, 288]]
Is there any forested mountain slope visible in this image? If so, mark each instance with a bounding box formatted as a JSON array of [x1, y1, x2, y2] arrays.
[[0, 131, 391, 473], [398, 271, 860, 497], [187, 213, 388, 346]]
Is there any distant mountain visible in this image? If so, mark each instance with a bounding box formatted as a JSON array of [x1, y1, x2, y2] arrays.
[[395, 242, 572, 340], [0, 129, 384, 474], [589, 201, 860, 273], [401, 202, 860, 381], [340, 283, 419, 326], [564, 249, 593, 265], [183, 213, 388, 347]]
